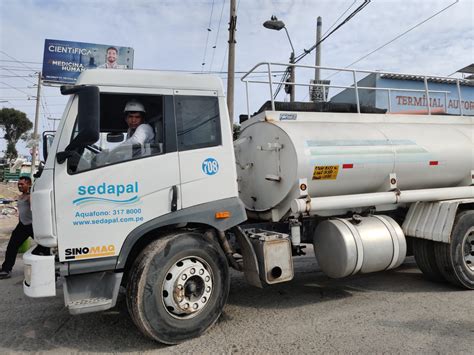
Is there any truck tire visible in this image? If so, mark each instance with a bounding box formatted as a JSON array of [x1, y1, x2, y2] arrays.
[[434, 211, 474, 290], [413, 238, 446, 282], [126, 231, 230, 344]]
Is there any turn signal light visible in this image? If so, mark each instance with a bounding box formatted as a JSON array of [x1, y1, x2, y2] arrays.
[[215, 211, 231, 219]]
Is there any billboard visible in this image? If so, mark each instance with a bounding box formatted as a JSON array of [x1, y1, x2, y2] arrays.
[[42, 39, 134, 84]]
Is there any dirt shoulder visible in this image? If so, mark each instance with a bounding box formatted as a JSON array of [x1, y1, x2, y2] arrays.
[[0, 182, 20, 257]]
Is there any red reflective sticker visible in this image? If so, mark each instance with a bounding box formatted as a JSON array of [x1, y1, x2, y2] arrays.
[[342, 164, 354, 169], [429, 161, 439, 166]]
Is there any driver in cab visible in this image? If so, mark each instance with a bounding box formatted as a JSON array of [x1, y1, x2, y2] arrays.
[[91, 100, 155, 167], [121, 100, 154, 149]]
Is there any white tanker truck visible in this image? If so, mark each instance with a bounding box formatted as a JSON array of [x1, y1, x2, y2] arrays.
[[24, 62, 473, 344]]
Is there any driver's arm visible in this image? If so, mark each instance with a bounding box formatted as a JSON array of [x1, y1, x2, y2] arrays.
[[121, 124, 154, 147]]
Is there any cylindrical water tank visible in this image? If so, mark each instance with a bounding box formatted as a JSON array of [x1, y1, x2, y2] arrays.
[[313, 215, 406, 278], [235, 113, 473, 220]]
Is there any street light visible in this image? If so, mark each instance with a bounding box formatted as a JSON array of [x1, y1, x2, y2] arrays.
[[263, 15, 295, 102]]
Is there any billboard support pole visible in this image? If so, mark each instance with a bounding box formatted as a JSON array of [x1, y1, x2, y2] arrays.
[[30, 71, 41, 180]]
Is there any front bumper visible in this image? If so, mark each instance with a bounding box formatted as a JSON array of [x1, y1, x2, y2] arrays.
[[23, 246, 56, 297]]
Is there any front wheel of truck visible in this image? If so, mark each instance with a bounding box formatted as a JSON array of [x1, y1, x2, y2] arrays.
[[126, 231, 230, 344]]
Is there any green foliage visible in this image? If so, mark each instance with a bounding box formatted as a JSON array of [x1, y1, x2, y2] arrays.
[[233, 123, 241, 140], [0, 108, 33, 161]]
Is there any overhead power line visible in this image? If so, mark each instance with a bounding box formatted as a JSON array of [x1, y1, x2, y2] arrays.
[[299, 0, 357, 103], [0, 86, 34, 90], [208, 0, 226, 73], [41, 97, 53, 130], [272, 0, 371, 99], [1, 67, 37, 84], [0, 51, 38, 71], [0, 75, 35, 78], [5, 103, 65, 107], [0, 67, 40, 72], [0, 98, 37, 101], [322, 0, 357, 37], [0, 81, 34, 97], [294, 0, 371, 64], [201, 0, 216, 71], [336, 0, 460, 72], [139, 68, 286, 75], [0, 95, 59, 100], [0, 59, 42, 65]]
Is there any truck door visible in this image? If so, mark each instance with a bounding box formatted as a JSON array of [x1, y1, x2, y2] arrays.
[[174, 90, 237, 208], [53, 89, 180, 262]]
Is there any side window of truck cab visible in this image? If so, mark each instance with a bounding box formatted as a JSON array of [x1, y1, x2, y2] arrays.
[[68, 93, 173, 174], [175, 95, 221, 151]]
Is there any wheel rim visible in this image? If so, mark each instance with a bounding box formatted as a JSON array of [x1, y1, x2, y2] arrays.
[[162, 257, 213, 319], [463, 227, 474, 272]]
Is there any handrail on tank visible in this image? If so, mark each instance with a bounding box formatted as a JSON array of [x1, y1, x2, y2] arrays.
[[241, 62, 466, 118]]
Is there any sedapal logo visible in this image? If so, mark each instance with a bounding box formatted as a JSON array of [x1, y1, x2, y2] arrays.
[[73, 182, 140, 206]]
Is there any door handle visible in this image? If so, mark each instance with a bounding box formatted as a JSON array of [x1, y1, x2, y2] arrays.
[[171, 185, 178, 212]]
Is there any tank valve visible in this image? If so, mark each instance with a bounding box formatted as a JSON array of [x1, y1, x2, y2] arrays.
[[351, 214, 362, 225]]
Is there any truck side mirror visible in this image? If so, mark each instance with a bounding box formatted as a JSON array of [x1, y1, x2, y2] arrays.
[[57, 85, 100, 164], [107, 132, 125, 143], [42, 131, 55, 162]]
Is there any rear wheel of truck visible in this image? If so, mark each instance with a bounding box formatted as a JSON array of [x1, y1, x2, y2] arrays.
[[413, 238, 446, 282], [126, 232, 230, 344], [434, 211, 474, 290]]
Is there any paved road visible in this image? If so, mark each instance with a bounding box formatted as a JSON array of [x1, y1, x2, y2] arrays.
[[0, 248, 472, 354]]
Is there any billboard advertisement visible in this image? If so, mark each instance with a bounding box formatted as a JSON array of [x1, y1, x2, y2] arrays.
[[42, 39, 134, 84]]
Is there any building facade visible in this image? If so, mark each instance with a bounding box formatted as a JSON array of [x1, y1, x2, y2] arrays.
[[330, 73, 474, 116]]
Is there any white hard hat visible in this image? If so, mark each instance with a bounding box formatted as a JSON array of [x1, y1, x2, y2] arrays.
[[124, 100, 146, 113]]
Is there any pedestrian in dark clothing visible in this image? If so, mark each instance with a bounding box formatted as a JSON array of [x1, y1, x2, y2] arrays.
[[0, 176, 33, 279]]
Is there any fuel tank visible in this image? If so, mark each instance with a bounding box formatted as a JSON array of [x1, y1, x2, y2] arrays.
[[313, 215, 406, 278], [235, 111, 473, 221]]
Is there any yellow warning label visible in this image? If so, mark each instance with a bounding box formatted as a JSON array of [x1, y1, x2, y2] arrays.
[[312, 165, 339, 180]]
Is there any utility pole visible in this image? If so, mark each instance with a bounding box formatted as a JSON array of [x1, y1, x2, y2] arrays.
[[315, 16, 322, 81], [289, 52, 295, 102], [311, 16, 327, 102], [226, 0, 237, 127], [30, 72, 41, 180]]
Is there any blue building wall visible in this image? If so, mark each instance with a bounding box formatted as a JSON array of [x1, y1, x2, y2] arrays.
[[330, 74, 377, 108], [331, 73, 474, 115]]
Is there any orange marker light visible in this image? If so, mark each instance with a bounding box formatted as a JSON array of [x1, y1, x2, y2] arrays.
[[300, 183, 307, 191], [215, 211, 231, 219]]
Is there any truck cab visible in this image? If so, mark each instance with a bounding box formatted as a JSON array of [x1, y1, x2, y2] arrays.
[[24, 69, 246, 340]]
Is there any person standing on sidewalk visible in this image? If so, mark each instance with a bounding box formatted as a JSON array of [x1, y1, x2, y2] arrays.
[[0, 176, 34, 279]]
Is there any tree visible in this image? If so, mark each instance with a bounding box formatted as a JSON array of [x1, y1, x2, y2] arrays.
[[233, 123, 241, 140], [0, 108, 33, 161]]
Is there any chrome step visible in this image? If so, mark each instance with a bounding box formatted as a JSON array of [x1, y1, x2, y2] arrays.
[[67, 297, 113, 315]]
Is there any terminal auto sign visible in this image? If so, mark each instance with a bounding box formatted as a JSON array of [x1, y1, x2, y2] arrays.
[[42, 39, 134, 84]]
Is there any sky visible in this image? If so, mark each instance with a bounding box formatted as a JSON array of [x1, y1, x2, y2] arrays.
[[0, 0, 473, 158]]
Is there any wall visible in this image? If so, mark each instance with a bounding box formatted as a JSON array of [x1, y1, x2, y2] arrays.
[[330, 73, 377, 107], [330, 74, 474, 115], [375, 77, 474, 115]]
